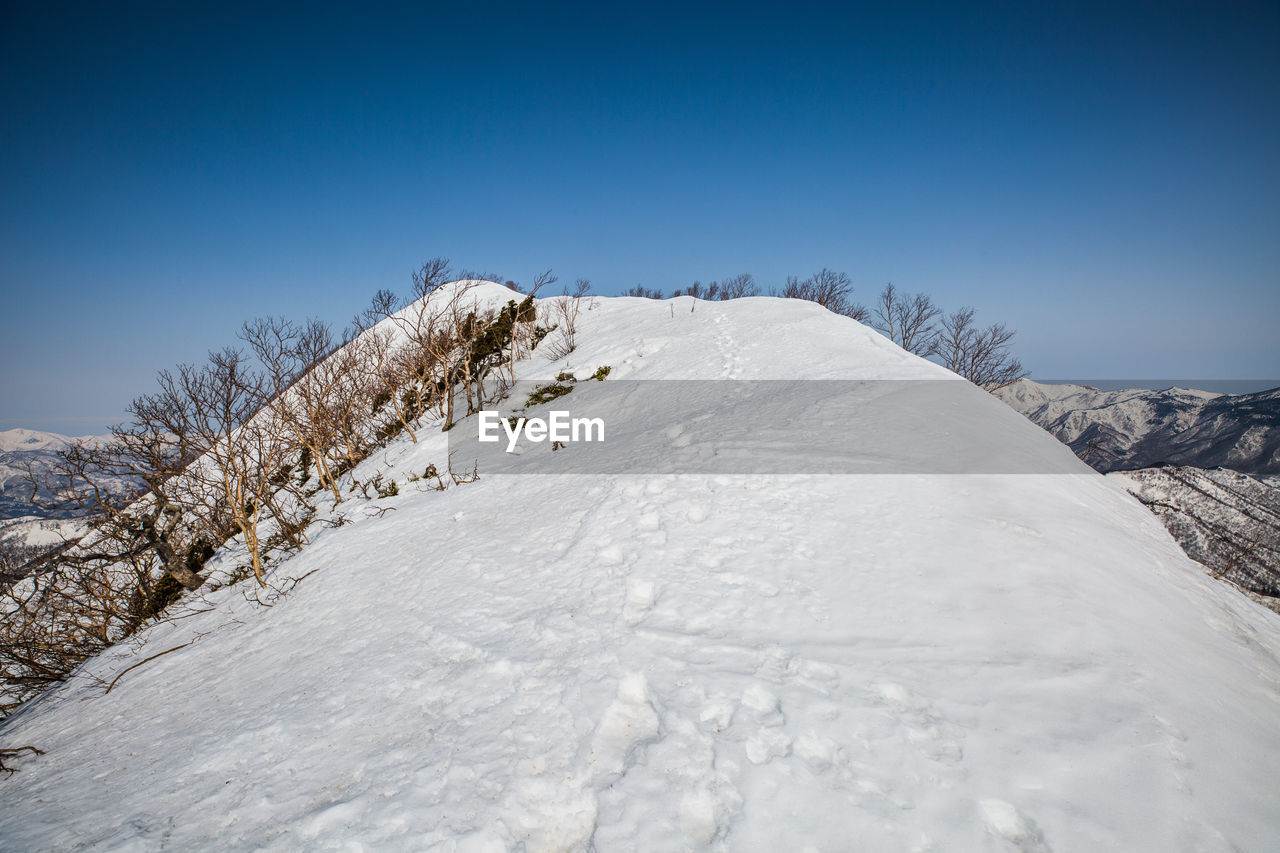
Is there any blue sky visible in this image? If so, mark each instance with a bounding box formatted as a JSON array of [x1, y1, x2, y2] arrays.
[[2, 1, 1277, 432]]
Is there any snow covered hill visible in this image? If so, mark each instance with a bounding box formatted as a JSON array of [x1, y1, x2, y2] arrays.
[[2, 286, 1279, 851], [996, 380, 1280, 475], [0, 429, 107, 454]]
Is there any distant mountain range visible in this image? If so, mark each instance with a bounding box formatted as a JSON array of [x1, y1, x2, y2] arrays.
[[0, 428, 113, 519], [996, 380, 1280, 476]]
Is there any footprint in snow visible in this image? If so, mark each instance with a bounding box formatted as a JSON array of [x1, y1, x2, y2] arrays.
[[745, 728, 792, 765], [596, 545, 624, 567], [741, 684, 785, 726], [623, 579, 655, 624], [876, 682, 965, 766], [979, 799, 1052, 852], [589, 673, 661, 780], [794, 733, 844, 773]]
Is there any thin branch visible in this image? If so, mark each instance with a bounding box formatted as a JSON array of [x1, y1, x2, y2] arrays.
[[103, 640, 196, 695]]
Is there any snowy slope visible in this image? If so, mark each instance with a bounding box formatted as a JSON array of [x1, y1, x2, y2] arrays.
[[996, 380, 1280, 475], [0, 516, 86, 584], [2, 288, 1279, 851], [1110, 466, 1280, 612]]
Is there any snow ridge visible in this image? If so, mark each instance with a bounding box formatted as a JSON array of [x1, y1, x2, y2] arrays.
[[1, 292, 1279, 851]]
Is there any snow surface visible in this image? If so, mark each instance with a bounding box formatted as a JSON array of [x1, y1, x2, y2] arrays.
[[2, 287, 1279, 851], [0, 516, 86, 549]]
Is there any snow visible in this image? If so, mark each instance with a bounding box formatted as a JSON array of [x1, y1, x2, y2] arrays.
[[0, 516, 86, 549], [2, 290, 1280, 851], [0, 428, 105, 454]]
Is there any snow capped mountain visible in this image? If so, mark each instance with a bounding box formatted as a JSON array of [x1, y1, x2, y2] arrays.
[[996, 379, 1280, 475], [0, 429, 114, 520], [2, 286, 1279, 850], [0, 429, 104, 454]]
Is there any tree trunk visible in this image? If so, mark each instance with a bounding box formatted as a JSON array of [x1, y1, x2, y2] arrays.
[[167, 563, 205, 591]]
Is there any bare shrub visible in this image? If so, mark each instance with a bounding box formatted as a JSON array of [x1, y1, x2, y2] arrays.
[[674, 273, 759, 301], [715, 273, 759, 300], [545, 277, 589, 360], [777, 268, 868, 320]]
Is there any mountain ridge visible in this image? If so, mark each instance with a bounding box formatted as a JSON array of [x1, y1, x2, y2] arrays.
[[2, 287, 1279, 850], [996, 378, 1280, 475]]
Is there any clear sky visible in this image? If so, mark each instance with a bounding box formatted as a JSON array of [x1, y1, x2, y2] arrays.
[[2, 1, 1277, 433]]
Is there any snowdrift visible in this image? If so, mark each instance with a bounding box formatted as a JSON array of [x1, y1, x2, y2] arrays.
[[1, 285, 1278, 851]]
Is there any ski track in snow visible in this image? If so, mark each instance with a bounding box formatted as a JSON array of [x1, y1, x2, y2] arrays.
[[1, 286, 1279, 852]]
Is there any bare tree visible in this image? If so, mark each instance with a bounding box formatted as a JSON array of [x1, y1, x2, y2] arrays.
[[873, 283, 941, 356], [672, 274, 759, 300], [411, 257, 454, 300], [674, 280, 717, 300], [24, 389, 218, 594], [241, 317, 347, 503], [715, 273, 759, 300], [456, 270, 503, 284], [527, 269, 558, 298], [930, 307, 1027, 391], [173, 348, 294, 587], [362, 324, 421, 443], [322, 332, 384, 474], [2, 566, 120, 707], [778, 268, 868, 321], [4, 382, 229, 705], [416, 282, 489, 428], [380, 279, 458, 428], [355, 271, 494, 434], [352, 288, 402, 333]]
